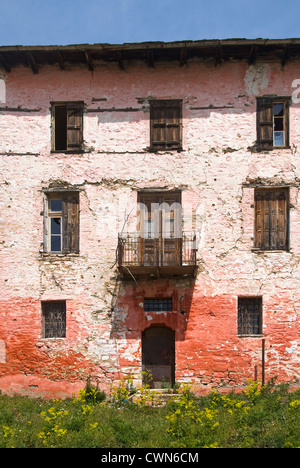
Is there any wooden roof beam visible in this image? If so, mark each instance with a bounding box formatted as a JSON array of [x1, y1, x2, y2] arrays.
[[118, 51, 125, 70], [215, 44, 222, 66], [180, 47, 188, 66], [0, 53, 11, 72], [248, 46, 258, 65], [27, 52, 38, 74], [281, 45, 289, 69], [147, 50, 154, 68], [84, 51, 94, 71], [56, 50, 65, 70]]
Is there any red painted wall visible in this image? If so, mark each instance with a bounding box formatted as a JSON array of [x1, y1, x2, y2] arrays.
[[0, 51, 300, 397]]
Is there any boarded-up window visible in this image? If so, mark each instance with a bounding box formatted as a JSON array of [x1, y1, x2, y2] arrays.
[[150, 100, 182, 151], [42, 301, 66, 338], [254, 188, 289, 251], [52, 102, 83, 151], [238, 297, 262, 335], [257, 97, 290, 150], [44, 192, 79, 254]]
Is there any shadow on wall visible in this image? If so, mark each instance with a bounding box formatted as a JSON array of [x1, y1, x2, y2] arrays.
[[109, 276, 196, 342]]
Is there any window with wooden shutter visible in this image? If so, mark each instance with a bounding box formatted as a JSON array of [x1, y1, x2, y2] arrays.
[[52, 102, 83, 152], [44, 192, 79, 254], [257, 97, 290, 150], [150, 100, 182, 151], [238, 297, 262, 336], [254, 188, 289, 251]]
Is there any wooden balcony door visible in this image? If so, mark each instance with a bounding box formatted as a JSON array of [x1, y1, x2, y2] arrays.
[[138, 192, 182, 266]]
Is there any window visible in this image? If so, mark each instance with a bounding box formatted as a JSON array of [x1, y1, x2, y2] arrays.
[[144, 298, 173, 312], [150, 99, 182, 151], [49, 198, 63, 252], [42, 301, 66, 338], [254, 188, 289, 251], [44, 192, 79, 254], [138, 191, 182, 266], [257, 97, 290, 150], [238, 297, 262, 335], [51, 102, 83, 152]]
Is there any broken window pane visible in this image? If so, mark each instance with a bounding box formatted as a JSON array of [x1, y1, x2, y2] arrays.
[[273, 103, 284, 116], [274, 118, 284, 131], [273, 102, 285, 146], [50, 217, 62, 251], [51, 217, 61, 234]]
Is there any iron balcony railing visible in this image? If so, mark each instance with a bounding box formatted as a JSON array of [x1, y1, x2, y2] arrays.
[[117, 232, 197, 268]]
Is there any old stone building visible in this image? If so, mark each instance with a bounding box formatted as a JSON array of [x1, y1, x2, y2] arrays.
[[0, 39, 300, 397]]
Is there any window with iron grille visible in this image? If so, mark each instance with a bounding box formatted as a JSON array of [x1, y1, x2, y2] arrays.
[[42, 301, 66, 338], [144, 298, 173, 312], [238, 297, 262, 336]]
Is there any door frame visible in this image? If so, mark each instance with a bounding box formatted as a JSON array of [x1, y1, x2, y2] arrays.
[[141, 325, 175, 389]]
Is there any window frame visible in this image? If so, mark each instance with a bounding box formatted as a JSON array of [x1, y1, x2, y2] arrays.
[[238, 297, 263, 336], [256, 96, 290, 151], [149, 99, 183, 152], [48, 197, 63, 253], [51, 101, 84, 153], [43, 191, 80, 255], [254, 187, 289, 252], [144, 298, 173, 312], [42, 300, 66, 339]]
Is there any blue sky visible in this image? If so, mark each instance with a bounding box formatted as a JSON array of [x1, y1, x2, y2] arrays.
[[0, 0, 299, 46]]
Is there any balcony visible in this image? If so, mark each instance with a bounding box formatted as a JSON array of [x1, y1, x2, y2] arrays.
[[117, 232, 197, 279]]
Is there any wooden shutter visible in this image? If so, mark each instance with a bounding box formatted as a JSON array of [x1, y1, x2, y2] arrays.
[[283, 99, 290, 148], [161, 193, 182, 266], [255, 191, 270, 249], [67, 103, 83, 151], [137, 191, 182, 266], [255, 189, 288, 250], [150, 100, 182, 150], [271, 190, 288, 250], [62, 192, 79, 253], [257, 98, 273, 150], [138, 193, 160, 266], [43, 194, 49, 253]]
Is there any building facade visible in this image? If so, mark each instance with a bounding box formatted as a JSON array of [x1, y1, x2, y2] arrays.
[[0, 39, 300, 397]]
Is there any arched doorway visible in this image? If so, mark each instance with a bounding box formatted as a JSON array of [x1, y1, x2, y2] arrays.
[[142, 325, 175, 389]]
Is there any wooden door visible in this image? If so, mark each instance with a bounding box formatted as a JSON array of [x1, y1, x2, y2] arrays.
[[138, 192, 182, 266]]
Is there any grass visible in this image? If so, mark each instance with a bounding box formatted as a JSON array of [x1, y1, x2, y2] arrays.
[[0, 377, 299, 448]]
